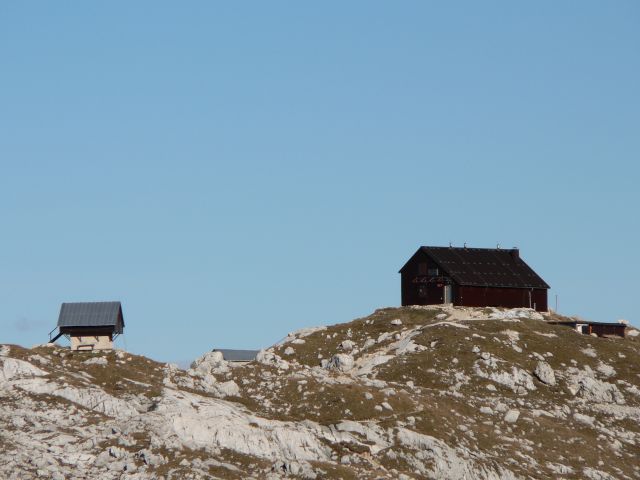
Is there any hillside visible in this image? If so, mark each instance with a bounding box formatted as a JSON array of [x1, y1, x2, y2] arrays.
[[1, 306, 639, 479]]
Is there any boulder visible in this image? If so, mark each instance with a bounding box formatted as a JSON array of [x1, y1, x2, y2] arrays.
[[325, 354, 354, 372], [339, 340, 355, 351], [108, 446, 127, 459], [191, 351, 228, 375], [363, 338, 376, 350], [596, 362, 616, 378], [504, 409, 520, 423], [136, 449, 166, 467], [534, 361, 556, 386], [256, 350, 290, 370], [216, 380, 241, 397], [272, 460, 317, 479]]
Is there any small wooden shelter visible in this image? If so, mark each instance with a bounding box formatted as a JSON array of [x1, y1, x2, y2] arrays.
[[49, 301, 124, 351], [400, 246, 549, 311], [550, 320, 627, 338]]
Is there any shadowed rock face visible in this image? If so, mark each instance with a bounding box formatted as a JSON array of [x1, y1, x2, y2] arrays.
[[1, 306, 639, 479]]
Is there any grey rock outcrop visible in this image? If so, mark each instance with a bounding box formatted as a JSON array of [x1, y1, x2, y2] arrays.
[[533, 361, 556, 386], [325, 353, 354, 372], [570, 375, 625, 405]]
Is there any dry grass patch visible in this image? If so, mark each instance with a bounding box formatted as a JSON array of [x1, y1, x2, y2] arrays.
[[274, 307, 442, 368]]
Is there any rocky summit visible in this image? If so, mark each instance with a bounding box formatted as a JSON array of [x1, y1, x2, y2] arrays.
[[1, 306, 639, 480]]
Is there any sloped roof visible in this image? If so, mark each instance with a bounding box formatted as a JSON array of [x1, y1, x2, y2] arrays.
[[57, 302, 124, 330], [551, 321, 625, 327], [401, 246, 549, 289], [213, 349, 259, 362]]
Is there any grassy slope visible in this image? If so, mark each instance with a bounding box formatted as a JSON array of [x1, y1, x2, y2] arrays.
[[231, 306, 640, 479], [3, 306, 639, 479]]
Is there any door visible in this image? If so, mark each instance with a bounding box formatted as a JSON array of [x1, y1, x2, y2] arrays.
[[443, 285, 453, 304]]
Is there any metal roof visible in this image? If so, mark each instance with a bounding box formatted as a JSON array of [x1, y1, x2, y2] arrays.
[[57, 302, 124, 332], [551, 321, 626, 327], [401, 246, 549, 289], [213, 349, 259, 362]]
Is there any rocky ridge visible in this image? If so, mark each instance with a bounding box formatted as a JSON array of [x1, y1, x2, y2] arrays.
[[1, 306, 639, 479]]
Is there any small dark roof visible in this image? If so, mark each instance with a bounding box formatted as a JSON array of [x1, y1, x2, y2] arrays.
[[551, 321, 626, 327], [400, 246, 549, 289], [57, 302, 124, 332], [213, 349, 259, 362]]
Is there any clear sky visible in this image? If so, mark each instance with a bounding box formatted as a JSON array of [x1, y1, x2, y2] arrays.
[[1, 2, 638, 363]]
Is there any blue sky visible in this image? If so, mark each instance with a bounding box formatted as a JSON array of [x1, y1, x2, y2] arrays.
[[1, 2, 638, 362]]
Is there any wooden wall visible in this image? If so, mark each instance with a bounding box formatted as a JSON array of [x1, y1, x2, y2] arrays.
[[456, 286, 548, 312]]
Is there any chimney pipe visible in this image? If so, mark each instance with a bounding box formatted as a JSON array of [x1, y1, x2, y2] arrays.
[[510, 248, 519, 259]]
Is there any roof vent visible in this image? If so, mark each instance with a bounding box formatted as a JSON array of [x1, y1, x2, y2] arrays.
[[510, 248, 519, 259]]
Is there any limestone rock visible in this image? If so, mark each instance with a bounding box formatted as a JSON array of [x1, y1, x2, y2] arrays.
[[362, 338, 376, 350], [326, 354, 354, 372], [0, 357, 47, 383], [570, 376, 625, 405], [136, 449, 166, 467], [215, 380, 241, 397], [396, 428, 517, 479], [474, 364, 536, 394], [533, 361, 556, 386], [191, 350, 229, 375], [573, 412, 595, 427], [256, 350, 290, 370], [272, 460, 317, 479], [339, 340, 355, 351], [596, 362, 616, 378], [503, 409, 520, 423], [108, 446, 127, 459], [84, 357, 108, 366]]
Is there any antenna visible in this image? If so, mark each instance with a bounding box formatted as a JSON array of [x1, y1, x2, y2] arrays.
[[449, 241, 452, 248], [463, 242, 467, 249]]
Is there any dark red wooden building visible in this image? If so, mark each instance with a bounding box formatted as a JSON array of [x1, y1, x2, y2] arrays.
[[399, 246, 549, 311]]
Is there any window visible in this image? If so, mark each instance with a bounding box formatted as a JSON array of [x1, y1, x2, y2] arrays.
[[418, 263, 428, 275], [418, 285, 428, 298], [428, 268, 439, 276]]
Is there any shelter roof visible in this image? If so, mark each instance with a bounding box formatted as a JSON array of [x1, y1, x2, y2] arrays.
[[213, 349, 259, 362], [401, 246, 549, 289], [57, 301, 124, 329]]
